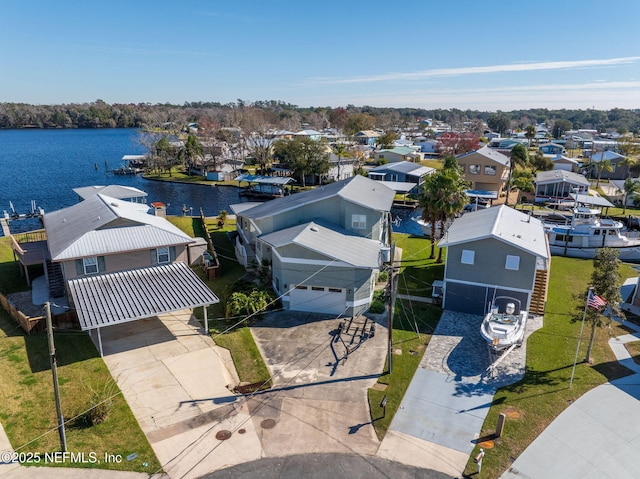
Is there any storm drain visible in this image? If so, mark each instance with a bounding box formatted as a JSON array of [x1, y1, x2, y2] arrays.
[[260, 418, 277, 429], [216, 430, 232, 440]]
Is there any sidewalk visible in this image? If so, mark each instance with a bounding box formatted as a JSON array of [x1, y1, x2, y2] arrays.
[[501, 309, 640, 478]]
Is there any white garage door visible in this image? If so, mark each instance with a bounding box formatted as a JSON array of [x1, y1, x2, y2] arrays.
[[289, 285, 347, 314]]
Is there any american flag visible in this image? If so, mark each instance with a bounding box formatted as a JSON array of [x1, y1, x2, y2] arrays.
[[587, 290, 607, 309]]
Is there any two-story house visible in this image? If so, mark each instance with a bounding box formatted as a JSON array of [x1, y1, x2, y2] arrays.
[[13, 193, 219, 354], [456, 147, 510, 197], [438, 205, 550, 316], [230, 175, 395, 316]]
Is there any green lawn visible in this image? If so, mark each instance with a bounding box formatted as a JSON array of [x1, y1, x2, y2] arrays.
[[0, 238, 160, 472], [464, 256, 638, 477]]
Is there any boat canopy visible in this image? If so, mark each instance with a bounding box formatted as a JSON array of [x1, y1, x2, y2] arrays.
[[234, 174, 294, 186], [569, 193, 614, 208]]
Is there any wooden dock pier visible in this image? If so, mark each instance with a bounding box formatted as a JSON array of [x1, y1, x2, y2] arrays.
[[0, 218, 10, 236]]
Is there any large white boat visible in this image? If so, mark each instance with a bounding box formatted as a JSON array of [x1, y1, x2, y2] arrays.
[[480, 297, 528, 352], [545, 206, 640, 261]]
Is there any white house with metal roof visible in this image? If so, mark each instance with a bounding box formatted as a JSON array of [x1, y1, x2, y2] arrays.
[[535, 170, 590, 203], [230, 175, 394, 316], [73, 185, 148, 203], [25, 193, 219, 355], [438, 205, 550, 316], [368, 161, 435, 194]]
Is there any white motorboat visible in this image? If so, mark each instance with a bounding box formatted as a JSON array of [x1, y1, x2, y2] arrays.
[[545, 206, 640, 261], [480, 297, 528, 352]]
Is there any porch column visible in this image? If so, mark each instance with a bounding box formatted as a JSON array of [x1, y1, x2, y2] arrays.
[[97, 327, 104, 357], [203, 306, 209, 334]]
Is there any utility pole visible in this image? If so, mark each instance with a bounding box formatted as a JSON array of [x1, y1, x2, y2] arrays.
[[387, 241, 397, 374], [45, 302, 67, 452]]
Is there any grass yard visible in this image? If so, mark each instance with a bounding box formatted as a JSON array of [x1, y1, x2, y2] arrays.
[[0, 238, 160, 472], [393, 233, 445, 298], [168, 216, 271, 386], [463, 256, 638, 478]]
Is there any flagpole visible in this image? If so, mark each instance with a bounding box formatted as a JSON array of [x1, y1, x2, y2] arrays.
[[570, 287, 592, 388]]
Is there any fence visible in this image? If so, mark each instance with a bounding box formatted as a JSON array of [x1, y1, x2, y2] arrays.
[[0, 292, 79, 334], [199, 209, 222, 280]]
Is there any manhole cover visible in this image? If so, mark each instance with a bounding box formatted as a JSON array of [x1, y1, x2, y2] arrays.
[[261, 418, 277, 429], [238, 428, 246, 434], [504, 407, 522, 419], [478, 440, 494, 449], [216, 430, 232, 440]]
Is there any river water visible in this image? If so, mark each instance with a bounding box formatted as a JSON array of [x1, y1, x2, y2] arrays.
[[0, 128, 422, 235]]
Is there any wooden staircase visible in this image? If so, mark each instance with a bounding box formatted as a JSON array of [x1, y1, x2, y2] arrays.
[[46, 260, 65, 298], [530, 268, 549, 315]]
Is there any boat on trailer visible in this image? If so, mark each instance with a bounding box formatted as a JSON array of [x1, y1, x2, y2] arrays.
[[480, 297, 528, 352]]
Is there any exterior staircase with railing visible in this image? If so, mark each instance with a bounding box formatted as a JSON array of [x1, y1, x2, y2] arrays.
[[46, 260, 65, 298]]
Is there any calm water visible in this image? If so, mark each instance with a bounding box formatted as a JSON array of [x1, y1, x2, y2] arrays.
[[0, 128, 422, 235], [0, 128, 242, 233]]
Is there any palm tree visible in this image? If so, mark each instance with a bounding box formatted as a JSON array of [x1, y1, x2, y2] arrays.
[[622, 178, 640, 214], [419, 174, 444, 260], [620, 154, 639, 180], [595, 159, 613, 189], [435, 158, 469, 263], [506, 144, 529, 206], [511, 170, 535, 204], [525, 125, 536, 147], [333, 143, 347, 180]]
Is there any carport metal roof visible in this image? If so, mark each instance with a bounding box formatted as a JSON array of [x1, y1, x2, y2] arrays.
[[68, 262, 219, 332]]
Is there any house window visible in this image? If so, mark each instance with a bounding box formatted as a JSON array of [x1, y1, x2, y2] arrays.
[[469, 164, 481, 174], [484, 165, 497, 175], [83, 257, 99, 275], [461, 249, 475, 265], [352, 214, 367, 229], [157, 247, 170, 264], [505, 255, 520, 270]]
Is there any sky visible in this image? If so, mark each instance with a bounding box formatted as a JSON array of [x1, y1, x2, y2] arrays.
[[2, 0, 640, 111]]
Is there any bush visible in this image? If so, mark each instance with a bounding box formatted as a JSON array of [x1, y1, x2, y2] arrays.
[[369, 290, 386, 314], [377, 271, 389, 283], [75, 379, 118, 427]]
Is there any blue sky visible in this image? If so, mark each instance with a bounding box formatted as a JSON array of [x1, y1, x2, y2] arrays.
[[2, 0, 640, 111]]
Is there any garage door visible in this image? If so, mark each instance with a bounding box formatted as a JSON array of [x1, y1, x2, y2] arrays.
[[289, 285, 347, 314]]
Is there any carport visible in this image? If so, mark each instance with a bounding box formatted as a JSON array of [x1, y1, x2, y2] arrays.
[[67, 262, 219, 356]]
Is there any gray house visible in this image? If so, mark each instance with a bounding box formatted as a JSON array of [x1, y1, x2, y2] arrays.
[[438, 205, 550, 316], [230, 175, 395, 316]]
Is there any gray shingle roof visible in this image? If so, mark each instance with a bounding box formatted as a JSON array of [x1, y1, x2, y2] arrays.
[[44, 194, 193, 261], [260, 221, 383, 268], [68, 262, 219, 330], [457, 146, 510, 166], [439, 205, 549, 259], [238, 175, 395, 220]]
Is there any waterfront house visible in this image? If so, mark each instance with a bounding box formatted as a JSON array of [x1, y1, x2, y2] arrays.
[[11, 193, 218, 352], [438, 205, 550, 315], [535, 170, 590, 203], [368, 161, 435, 194], [230, 175, 394, 316], [456, 146, 510, 197]]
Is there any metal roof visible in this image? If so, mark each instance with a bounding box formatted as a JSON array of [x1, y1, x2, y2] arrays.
[[234, 174, 294, 185], [73, 185, 148, 201], [377, 181, 416, 193], [370, 161, 435, 176], [439, 205, 549, 259], [457, 146, 510, 166], [44, 194, 193, 261], [239, 175, 395, 220], [569, 193, 614, 208], [260, 221, 383, 268], [535, 169, 590, 186], [68, 262, 219, 330]]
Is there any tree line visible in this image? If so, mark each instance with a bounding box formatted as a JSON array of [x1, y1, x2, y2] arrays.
[[2, 100, 640, 135]]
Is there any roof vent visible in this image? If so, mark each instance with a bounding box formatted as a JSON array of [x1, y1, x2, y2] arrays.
[[111, 202, 118, 207], [310, 226, 318, 232]]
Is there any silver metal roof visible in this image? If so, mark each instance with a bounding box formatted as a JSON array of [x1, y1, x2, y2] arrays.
[[439, 205, 549, 259], [370, 161, 435, 176], [44, 194, 193, 261], [68, 262, 219, 330], [260, 221, 383, 268], [535, 169, 590, 186], [73, 185, 148, 201], [234, 174, 294, 185], [570, 193, 614, 208], [377, 181, 416, 193], [240, 175, 395, 221]]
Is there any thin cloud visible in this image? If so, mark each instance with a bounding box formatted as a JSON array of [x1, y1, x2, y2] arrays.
[[309, 57, 640, 85]]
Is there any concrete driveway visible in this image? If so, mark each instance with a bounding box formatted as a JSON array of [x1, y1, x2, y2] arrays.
[[249, 311, 388, 457], [96, 311, 263, 479]]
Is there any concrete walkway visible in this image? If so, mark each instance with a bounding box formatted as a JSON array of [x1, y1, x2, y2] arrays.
[[378, 310, 543, 477], [501, 308, 640, 479]]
